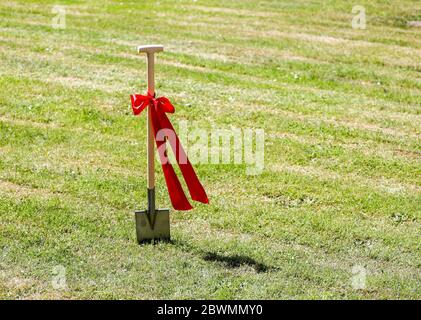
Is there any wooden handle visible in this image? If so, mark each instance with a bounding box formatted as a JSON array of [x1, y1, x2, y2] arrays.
[[138, 45, 164, 190]]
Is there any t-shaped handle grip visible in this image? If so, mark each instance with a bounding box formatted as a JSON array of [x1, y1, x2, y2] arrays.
[[137, 45, 164, 55]]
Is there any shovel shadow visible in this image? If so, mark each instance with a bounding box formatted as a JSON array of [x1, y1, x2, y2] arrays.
[[170, 239, 275, 273], [202, 252, 272, 273]]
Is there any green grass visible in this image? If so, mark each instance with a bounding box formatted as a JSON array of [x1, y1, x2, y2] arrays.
[[0, 0, 420, 299]]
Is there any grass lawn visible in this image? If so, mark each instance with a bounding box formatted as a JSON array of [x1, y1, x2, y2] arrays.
[[0, 0, 420, 299]]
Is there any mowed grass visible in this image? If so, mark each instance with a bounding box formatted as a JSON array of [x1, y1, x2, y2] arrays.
[[0, 0, 420, 299]]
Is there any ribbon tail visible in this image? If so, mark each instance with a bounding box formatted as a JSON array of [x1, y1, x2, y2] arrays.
[[156, 110, 209, 205], [150, 105, 193, 211]]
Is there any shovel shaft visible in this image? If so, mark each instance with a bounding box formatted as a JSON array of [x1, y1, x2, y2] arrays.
[[137, 45, 164, 207], [147, 52, 155, 190], [138, 45, 163, 190]]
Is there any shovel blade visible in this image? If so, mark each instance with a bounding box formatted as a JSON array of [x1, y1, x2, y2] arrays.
[[135, 209, 170, 243]]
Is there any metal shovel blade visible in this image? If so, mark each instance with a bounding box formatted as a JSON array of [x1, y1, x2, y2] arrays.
[[135, 209, 170, 243]]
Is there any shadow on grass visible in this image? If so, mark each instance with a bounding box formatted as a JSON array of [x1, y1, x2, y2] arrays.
[[140, 239, 275, 273], [202, 252, 272, 273]]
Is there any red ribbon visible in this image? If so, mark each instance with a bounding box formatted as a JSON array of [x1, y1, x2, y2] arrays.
[[130, 93, 209, 210]]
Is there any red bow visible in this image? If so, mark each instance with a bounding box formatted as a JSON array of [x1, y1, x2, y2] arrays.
[[130, 93, 209, 210]]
